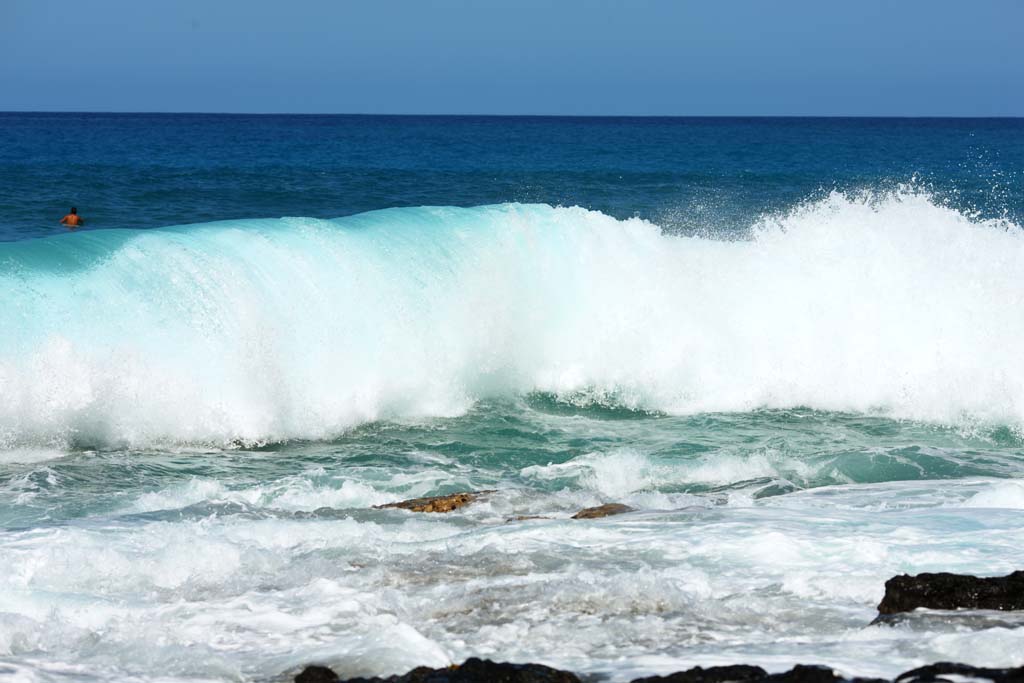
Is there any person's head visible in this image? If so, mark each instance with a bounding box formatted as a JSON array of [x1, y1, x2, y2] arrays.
[[70, 207, 77, 215]]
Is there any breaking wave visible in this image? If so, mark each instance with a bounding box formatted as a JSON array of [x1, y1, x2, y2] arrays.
[[1, 191, 1022, 448]]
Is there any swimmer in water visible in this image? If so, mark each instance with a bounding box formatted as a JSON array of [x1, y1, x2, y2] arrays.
[[60, 207, 84, 229]]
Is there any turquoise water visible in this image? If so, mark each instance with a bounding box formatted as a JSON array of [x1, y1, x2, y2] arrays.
[[1, 115, 1023, 682]]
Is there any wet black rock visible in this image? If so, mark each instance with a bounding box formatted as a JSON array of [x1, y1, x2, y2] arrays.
[[631, 664, 768, 683], [296, 665, 340, 683], [895, 662, 1024, 683], [294, 660, 1024, 683], [763, 665, 886, 683], [759, 666, 847, 683], [329, 657, 581, 683], [877, 570, 1024, 614], [633, 665, 889, 683]]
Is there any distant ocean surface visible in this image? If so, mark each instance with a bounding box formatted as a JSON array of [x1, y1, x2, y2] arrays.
[[1, 114, 1024, 683], [2, 114, 1022, 241]]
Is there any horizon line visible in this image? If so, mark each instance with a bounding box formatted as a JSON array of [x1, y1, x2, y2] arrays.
[[2, 110, 1022, 120]]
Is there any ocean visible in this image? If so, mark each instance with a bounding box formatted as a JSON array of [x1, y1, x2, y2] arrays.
[[1, 114, 1023, 682]]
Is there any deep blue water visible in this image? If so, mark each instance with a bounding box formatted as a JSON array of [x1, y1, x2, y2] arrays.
[[1, 113, 1022, 241]]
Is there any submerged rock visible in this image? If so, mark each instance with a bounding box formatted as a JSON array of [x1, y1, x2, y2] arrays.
[[571, 503, 634, 519], [895, 662, 1024, 683], [375, 491, 495, 513], [328, 657, 581, 683], [871, 607, 1024, 630], [877, 570, 1024, 614]]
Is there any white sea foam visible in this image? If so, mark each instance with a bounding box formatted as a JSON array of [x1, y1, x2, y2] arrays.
[[520, 447, 811, 507], [125, 475, 399, 514], [1, 192, 1023, 448], [961, 480, 1024, 509], [2, 479, 1023, 682]]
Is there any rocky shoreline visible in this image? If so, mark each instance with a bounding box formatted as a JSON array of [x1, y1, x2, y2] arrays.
[[295, 493, 1024, 683], [296, 659, 1024, 683]]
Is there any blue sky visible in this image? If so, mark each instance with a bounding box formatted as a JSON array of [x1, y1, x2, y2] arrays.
[[2, 0, 1021, 116]]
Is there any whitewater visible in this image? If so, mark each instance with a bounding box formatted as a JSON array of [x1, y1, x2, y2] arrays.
[[2, 190, 1024, 683]]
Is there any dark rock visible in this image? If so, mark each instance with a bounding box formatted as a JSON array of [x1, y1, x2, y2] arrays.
[[336, 657, 581, 683], [631, 665, 887, 683], [296, 665, 339, 683], [303, 660, 1024, 683], [571, 503, 634, 519], [375, 491, 495, 513], [764, 665, 886, 683], [631, 664, 767, 683], [895, 661, 1024, 683], [877, 570, 1024, 614], [762, 666, 842, 683], [335, 667, 431, 683]]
